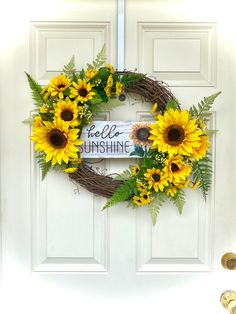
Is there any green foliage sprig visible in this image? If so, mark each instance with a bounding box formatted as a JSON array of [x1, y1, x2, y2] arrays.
[[87, 44, 106, 69], [192, 154, 213, 200], [189, 92, 221, 123], [102, 178, 136, 210], [25, 72, 44, 107], [62, 55, 77, 79]]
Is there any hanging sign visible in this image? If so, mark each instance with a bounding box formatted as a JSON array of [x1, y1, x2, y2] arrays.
[[79, 121, 152, 158]]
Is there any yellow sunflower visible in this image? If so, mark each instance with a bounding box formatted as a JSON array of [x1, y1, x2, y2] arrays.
[[133, 195, 143, 206], [149, 108, 202, 157], [42, 74, 71, 100], [174, 179, 190, 189], [133, 192, 151, 206], [137, 181, 148, 192], [107, 74, 113, 87], [144, 168, 169, 192], [191, 135, 209, 160], [63, 167, 77, 173], [85, 68, 98, 79], [151, 102, 158, 114], [70, 78, 95, 103], [105, 64, 114, 73], [192, 180, 201, 189], [33, 115, 43, 128], [165, 185, 178, 197], [130, 123, 152, 147], [140, 191, 151, 205], [54, 98, 82, 127], [116, 81, 123, 96], [104, 74, 113, 98], [31, 119, 83, 165], [131, 164, 140, 176], [104, 85, 111, 98], [163, 155, 191, 183], [39, 105, 49, 113]]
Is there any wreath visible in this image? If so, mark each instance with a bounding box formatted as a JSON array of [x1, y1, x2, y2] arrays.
[[25, 47, 220, 225]]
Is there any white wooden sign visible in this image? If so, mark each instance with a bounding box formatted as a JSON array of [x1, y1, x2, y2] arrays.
[[79, 121, 151, 158]]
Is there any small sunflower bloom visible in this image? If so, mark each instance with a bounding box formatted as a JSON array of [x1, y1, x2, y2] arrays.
[[70, 158, 82, 165], [39, 105, 49, 113], [174, 179, 190, 189], [140, 191, 151, 205], [137, 182, 148, 193], [54, 98, 81, 127], [33, 115, 43, 128], [198, 119, 206, 131], [106, 64, 114, 73], [191, 135, 209, 161], [131, 164, 140, 176], [133, 195, 143, 206], [64, 167, 77, 174], [163, 155, 191, 183], [144, 168, 169, 192], [107, 74, 113, 87], [70, 78, 95, 103], [85, 68, 98, 79], [104, 85, 112, 98], [165, 185, 178, 197], [116, 81, 123, 96], [151, 102, 158, 114], [192, 180, 201, 190], [47, 74, 71, 99]]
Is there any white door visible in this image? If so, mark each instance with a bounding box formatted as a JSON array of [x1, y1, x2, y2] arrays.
[[1, 0, 236, 314]]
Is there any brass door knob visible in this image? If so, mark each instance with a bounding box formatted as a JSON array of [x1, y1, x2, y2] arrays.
[[221, 290, 236, 314], [221, 253, 236, 270]]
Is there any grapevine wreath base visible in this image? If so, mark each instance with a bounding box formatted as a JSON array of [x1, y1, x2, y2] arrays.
[[69, 71, 173, 198], [26, 47, 220, 225]]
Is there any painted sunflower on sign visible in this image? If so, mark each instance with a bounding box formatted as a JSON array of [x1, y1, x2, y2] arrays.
[[130, 122, 152, 147]]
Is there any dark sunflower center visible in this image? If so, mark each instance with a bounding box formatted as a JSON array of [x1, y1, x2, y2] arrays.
[[152, 174, 160, 182], [48, 129, 67, 148], [61, 110, 73, 121], [143, 194, 148, 200], [78, 88, 88, 97], [57, 84, 65, 90], [171, 163, 179, 172], [136, 127, 150, 142], [165, 125, 185, 146]]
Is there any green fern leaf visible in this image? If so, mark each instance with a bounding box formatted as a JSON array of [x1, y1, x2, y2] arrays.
[[169, 190, 186, 214], [148, 193, 167, 226], [25, 72, 44, 107], [191, 155, 213, 200], [102, 178, 135, 210], [87, 44, 106, 70], [189, 92, 221, 123], [114, 169, 132, 181], [62, 55, 76, 78], [36, 153, 51, 180]]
